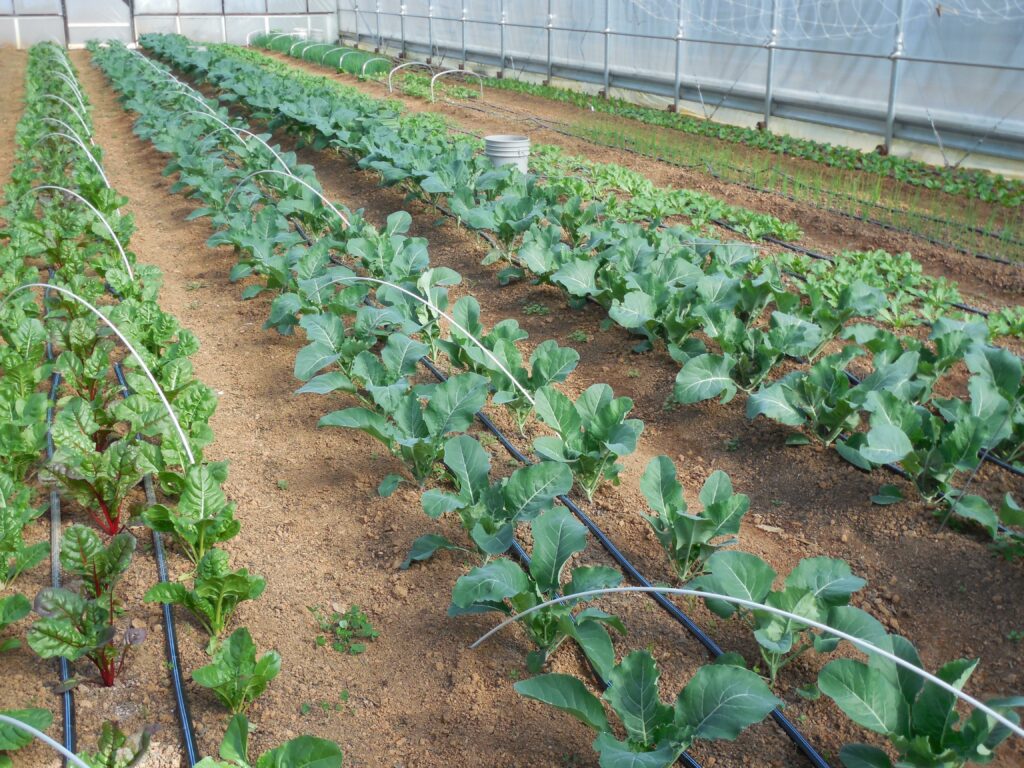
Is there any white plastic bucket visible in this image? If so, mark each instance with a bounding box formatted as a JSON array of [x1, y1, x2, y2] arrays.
[[484, 134, 530, 174]]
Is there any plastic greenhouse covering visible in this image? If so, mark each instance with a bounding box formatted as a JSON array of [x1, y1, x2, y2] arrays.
[[0, 1, 1022, 159]]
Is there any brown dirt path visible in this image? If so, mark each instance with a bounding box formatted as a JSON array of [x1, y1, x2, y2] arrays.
[[129, 46, 1023, 765], [71, 49, 611, 767], [263, 49, 1024, 311]]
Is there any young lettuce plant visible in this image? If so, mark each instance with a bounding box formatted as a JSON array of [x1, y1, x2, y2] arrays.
[[815, 618, 1024, 768], [0, 473, 49, 588], [515, 651, 780, 767], [532, 384, 644, 501], [192, 627, 281, 714], [195, 713, 343, 768], [144, 549, 265, 639], [318, 371, 490, 486], [450, 506, 624, 678], [142, 462, 240, 565], [28, 527, 143, 687], [640, 456, 748, 581], [691, 550, 866, 683], [413, 435, 573, 558]]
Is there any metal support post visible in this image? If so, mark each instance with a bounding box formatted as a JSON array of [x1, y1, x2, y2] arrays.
[[498, 0, 506, 78], [375, 0, 381, 52], [884, 0, 906, 152], [427, 2, 433, 63], [353, 0, 360, 46], [602, 0, 610, 97], [763, 0, 780, 129], [545, 0, 553, 84], [460, 6, 467, 69], [672, 2, 683, 112], [399, 3, 406, 58], [60, 0, 70, 47], [220, 0, 227, 42]]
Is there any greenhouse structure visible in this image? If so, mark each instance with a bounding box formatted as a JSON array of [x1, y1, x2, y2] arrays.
[[0, 2, 1022, 768]]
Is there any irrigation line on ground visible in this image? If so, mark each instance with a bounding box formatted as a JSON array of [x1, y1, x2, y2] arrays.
[[42, 272, 76, 765], [113, 363, 200, 768]]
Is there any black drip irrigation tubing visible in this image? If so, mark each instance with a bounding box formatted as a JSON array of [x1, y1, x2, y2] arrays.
[[285, 214, 709, 766], [111, 363, 199, 767], [42, 271, 76, 765]]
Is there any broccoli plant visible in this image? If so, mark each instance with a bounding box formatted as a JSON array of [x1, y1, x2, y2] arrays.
[[691, 550, 866, 683], [142, 462, 240, 564], [818, 629, 1024, 768], [194, 714, 343, 768], [144, 549, 265, 638], [413, 435, 573, 558], [532, 384, 643, 500], [193, 627, 280, 714], [450, 506, 624, 677], [516, 651, 780, 767], [640, 456, 748, 581], [318, 372, 490, 485]]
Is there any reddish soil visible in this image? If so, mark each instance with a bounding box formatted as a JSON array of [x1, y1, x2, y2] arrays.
[[3, 43, 1022, 768]]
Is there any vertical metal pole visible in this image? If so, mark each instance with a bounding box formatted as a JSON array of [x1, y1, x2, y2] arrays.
[[602, 0, 610, 97], [427, 2, 433, 62], [399, 3, 406, 58], [221, 0, 227, 42], [14, 15, 20, 50], [672, 0, 683, 112], [59, 0, 70, 48], [374, 0, 381, 52], [461, 6, 467, 69], [175, 0, 182, 35], [884, 0, 906, 152], [128, 0, 137, 45], [545, 0, 553, 84], [353, 0, 360, 46], [763, 0, 780, 129], [498, 0, 506, 77]]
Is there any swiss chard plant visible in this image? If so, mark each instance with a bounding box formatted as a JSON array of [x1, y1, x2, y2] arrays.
[[142, 462, 240, 564], [450, 506, 624, 677], [192, 627, 281, 714], [532, 384, 643, 500], [691, 550, 866, 682], [640, 456, 749, 581], [515, 651, 780, 767], [0, 593, 30, 653], [144, 548, 265, 638], [77, 721, 151, 768], [0, 472, 48, 588], [47, 397, 158, 535], [194, 713, 343, 768]]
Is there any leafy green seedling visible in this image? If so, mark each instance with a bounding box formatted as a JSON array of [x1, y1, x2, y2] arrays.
[[194, 714, 342, 768], [193, 627, 281, 714], [309, 605, 378, 655], [77, 721, 151, 768]]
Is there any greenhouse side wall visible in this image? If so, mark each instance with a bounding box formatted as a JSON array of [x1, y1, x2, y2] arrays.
[[334, 0, 1024, 163]]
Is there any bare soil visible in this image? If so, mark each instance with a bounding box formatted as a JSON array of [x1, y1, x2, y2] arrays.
[[3, 44, 1022, 768]]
